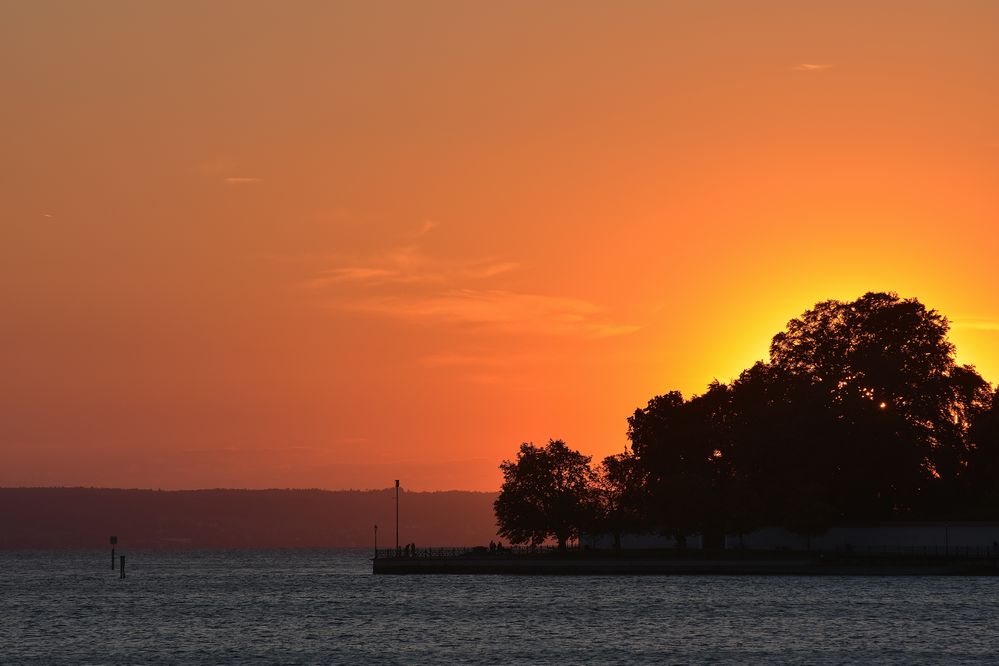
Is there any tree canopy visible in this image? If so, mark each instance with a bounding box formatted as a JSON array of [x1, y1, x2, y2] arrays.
[[495, 293, 999, 548], [627, 292, 995, 538], [494, 439, 594, 550]]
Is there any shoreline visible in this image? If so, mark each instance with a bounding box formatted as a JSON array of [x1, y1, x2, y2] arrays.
[[372, 551, 999, 576]]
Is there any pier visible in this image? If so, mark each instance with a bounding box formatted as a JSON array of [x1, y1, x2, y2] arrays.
[[372, 546, 999, 576]]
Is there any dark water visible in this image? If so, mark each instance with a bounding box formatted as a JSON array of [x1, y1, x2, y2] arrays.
[[2, 549, 998, 664]]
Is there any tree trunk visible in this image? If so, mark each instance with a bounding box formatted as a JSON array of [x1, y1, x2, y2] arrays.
[[613, 531, 622, 551], [557, 535, 568, 552]]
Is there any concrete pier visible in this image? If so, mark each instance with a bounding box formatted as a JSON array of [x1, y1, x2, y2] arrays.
[[372, 551, 999, 576]]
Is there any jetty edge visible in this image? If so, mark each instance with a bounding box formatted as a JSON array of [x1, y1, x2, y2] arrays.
[[372, 548, 999, 576]]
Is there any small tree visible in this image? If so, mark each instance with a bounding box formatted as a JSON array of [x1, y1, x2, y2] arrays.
[[494, 439, 594, 551]]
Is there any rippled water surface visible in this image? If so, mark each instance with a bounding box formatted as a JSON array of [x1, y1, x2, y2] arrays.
[[3, 549, 999, 664]]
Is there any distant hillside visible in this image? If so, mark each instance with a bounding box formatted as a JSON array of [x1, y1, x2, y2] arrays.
[[0, 488, 499, 549]]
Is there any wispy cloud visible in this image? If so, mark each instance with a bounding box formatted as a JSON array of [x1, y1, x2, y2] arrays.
[[307, 267, 400, 285], [304, 237, 637, 338], [347, 289, 639, 338], [224, 177, 262, 184], [793, 63, 833, 72], [304, 246, 518, 288], [952, 318, 999, 332], [416, 220, 439, 236], [465, 262, 521, 279]]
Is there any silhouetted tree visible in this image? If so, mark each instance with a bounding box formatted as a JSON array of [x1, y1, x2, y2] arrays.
[[494, 439, 594, 551], [592, 450, 644, 550], [627, 382, 732, 543], [965, 388, 999, 517], [623, 292, 993, 542], [498, 293, 994, 551], [767, 292, 991, 518]]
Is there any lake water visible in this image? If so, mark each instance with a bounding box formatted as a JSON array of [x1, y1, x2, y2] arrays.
[[2, 549, 998, 664]]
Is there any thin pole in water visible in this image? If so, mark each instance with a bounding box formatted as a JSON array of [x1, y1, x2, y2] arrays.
[[110, 535, 117, 570], [119, 555, 125, 579], [395, 480, 400, 557], [374, 524, 378, 559]]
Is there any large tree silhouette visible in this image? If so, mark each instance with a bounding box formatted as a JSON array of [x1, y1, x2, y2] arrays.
[[495, 293, 994, 549], [626, 292, 994, 539], [494, 439, 594, 551], [766, 292, 991, 517]]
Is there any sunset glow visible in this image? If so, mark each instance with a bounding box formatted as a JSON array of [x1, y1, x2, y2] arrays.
[[2, 1, 997, 491]]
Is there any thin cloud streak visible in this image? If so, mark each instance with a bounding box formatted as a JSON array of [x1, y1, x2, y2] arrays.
[[465, 262, 521, 279], [224, 177, 262, 184], [306, 242, 636, 338], [305, 267, 401, 286], [793, 63, 833, 71], [304, 246, 519, 287], [346, 289, 640, 338]]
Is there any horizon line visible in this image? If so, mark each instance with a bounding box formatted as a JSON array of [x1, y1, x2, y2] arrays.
[[0, 485, 500, 494]]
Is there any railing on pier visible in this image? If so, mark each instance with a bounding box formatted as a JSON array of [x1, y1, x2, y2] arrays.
[[375, 545, 565, 560], [374, 543, 999, 560], [851, 544, 999, 559]]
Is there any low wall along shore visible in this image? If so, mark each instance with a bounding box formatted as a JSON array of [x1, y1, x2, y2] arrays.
[[372, 547, 999, 576]]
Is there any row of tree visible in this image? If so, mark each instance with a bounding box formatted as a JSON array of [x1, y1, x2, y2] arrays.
[[494, 292, 999, 550]]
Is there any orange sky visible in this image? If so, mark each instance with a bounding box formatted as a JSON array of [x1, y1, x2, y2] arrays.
[[2, 1, 998, 491]]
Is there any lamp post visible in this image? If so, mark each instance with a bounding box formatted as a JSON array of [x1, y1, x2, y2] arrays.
[[395, 479, 400, 557]]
